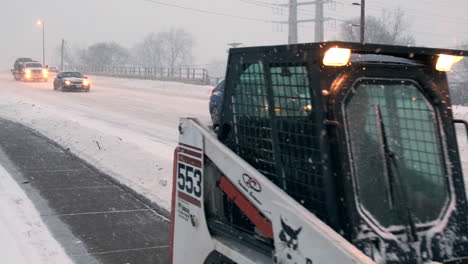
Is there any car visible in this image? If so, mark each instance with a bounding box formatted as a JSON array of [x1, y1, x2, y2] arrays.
[[21, 61, 48, 82], [48, 66, 59, 73], [53, 71, 90, 92], [208, 80, 225, 127], [13, 58, 34, 71]]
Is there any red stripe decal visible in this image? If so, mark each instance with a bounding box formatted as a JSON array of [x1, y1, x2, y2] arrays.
[[179, 143, 202, 151], [179, 147, 202, 158], [219, 176, 273, 239], [178, 191, 201, 208], [169, 147, 179, 264], [178, 154, 202, 168]]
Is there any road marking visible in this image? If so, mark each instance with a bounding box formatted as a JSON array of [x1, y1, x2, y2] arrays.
[[40, 208, 153, 217], [69, 245, 170, 257]]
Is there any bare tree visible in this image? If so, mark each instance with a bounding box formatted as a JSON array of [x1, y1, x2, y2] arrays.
[[133, 28, 194, 68], [161, 28, 194, 68], [80, 42, 130, 68], [51, 42, 82, 67], [341, 8, 414, 45], [133, 32, 165, 68]]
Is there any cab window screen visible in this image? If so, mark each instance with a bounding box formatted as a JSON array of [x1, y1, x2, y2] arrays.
[[233, 63, 268, 117], [229, 62, 329, 221], [270, 65, 311, 117], [346, 81, 448, 227], [231, 63, 277, 182]]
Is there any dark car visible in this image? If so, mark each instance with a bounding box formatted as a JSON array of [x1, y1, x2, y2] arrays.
[[209, 80, 225, 127], [48, 66, 59, 73], [53, 72, 90, 92], [14, 58, 34, 71]]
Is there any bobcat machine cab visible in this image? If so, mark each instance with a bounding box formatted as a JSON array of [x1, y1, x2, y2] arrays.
[[170, 42, 468, 264]]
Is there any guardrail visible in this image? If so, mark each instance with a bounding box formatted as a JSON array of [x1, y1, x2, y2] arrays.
[[64, 66, 210, 85]]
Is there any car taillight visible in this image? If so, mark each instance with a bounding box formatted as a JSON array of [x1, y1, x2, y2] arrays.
[[211, 88, 215, 95]]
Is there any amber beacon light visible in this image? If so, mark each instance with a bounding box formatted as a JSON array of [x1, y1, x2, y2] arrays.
[[323, 47, 351, 66], [436, 54, 464, 71]]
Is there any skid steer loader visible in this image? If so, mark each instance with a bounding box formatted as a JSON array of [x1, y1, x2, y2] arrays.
[[170, 42, 468, 264]]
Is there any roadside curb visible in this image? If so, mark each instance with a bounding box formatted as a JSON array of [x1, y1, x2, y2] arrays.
[[1, 118, 171, 221]]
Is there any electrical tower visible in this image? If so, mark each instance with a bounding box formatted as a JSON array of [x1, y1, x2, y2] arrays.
[[277, 0, 333, 44]]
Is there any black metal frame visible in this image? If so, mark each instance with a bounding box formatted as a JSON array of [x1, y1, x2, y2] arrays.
[[217, 41, 468, 263]]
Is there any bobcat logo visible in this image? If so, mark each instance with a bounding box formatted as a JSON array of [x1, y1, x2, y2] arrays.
[[279, 218, 302, 251], [278, 218, 313, 264]]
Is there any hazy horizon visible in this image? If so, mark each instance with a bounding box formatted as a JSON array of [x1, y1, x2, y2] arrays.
[[2, 0, 468, 77]]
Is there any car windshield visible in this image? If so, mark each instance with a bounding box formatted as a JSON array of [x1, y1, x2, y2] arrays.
[[61, 72, 84, 78], [25, 63, 42, 68]]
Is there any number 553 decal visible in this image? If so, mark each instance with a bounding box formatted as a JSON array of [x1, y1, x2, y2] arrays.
[[178, 163, 202, 198], [177, 145, 203, 207]]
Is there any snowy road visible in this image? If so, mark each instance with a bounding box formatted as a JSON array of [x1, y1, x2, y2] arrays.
[[0, 72, 211, 210], [0, 72, 466, 211]]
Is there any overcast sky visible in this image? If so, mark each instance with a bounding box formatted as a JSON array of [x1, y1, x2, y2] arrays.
[[2, 0, 468, 73]]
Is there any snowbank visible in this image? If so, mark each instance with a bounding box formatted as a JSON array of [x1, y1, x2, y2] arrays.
[[0, 73, 465, 212], [0, 163, 72, 264], [0, 74, 211, 211]]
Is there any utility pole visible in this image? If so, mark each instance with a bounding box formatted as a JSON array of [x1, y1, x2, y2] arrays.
[[352, 1, 365, 43], [60, 39, 64, 71], [360, 0, 365, 44], [288, 0, 298, 44], [277, 0, 333, 43], [314, 0, 324, 42]]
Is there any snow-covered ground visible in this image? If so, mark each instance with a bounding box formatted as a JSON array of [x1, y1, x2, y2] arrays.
[[0, 73, 211, 210], [0, 73, 466, 212], [0, 163, 72, 263]]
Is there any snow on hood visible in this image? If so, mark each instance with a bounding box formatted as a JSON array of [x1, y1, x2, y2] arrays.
[[62, 77, 85, 82]]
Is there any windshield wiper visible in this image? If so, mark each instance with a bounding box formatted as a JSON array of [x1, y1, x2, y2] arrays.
[[375, 104, 418, 242], [375, 104, 396, 209]]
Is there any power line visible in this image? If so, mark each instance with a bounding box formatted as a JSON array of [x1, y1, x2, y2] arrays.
[[333, 0, 468, 28], [333, 4, 468, 36], [364, 2, 468, 25], [142, 0, 272, 23], [239, 0, 316, 16]]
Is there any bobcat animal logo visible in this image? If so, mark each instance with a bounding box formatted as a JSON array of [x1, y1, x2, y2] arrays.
[[279, 217, 302, 251], [278, 217, 313, 264]]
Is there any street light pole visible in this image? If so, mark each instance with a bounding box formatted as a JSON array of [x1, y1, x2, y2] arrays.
[[352, 1, 365, 44], [360, 0, 365, 44], [37, 20, 45, 66]]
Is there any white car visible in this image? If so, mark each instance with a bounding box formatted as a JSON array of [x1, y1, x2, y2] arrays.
[[22, 62, 48, 82]]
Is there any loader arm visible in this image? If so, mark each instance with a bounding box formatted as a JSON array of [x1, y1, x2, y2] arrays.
[[171, 118, 374, 264]]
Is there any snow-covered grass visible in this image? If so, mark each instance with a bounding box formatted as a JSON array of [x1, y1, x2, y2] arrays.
[[0, 72, 466, 210], [0, 73, 211, 210], [0, 163, 72, 264]]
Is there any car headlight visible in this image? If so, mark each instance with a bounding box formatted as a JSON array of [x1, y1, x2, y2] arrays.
[[65, 80, 71, 86], [83, 80, 90, 86], [42, 69, 48, 77], [25, 69, 31, 74]]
